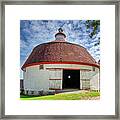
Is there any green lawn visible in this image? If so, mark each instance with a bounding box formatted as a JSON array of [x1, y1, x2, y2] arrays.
[[20, 91, 100, 100]]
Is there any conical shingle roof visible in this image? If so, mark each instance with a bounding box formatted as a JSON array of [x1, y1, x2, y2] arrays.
[[22, 41, 99, 70]]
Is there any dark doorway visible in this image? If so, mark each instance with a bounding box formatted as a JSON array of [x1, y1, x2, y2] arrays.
[[62, 69, 80, 89]]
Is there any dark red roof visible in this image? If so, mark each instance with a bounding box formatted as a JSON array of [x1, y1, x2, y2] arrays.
[[22, 41, 99, 70]]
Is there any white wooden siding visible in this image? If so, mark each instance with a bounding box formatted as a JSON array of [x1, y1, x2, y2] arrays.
[[23, 64, 99, 93], [48, 69, 62, 89], [90, 73, 100, 90], [82, 80, 90, 90], [24, 65, 49, 91], [49, 80, 62, 89]]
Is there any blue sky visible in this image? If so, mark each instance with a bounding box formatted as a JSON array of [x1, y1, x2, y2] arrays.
[[20, 20, 100, 78]]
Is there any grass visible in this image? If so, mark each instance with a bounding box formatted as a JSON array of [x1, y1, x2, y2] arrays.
[[20, 91, 100, 100]]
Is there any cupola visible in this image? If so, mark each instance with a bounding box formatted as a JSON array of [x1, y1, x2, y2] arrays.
[[55, 28, 66, 41]]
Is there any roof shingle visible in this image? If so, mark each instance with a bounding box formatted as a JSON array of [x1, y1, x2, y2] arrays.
[[22, 41, 99, 69]]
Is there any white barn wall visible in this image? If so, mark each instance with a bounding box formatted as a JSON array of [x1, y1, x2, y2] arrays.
[[45, 64, 96, 90], [24, 66, 49, 94], [45, 64, 93, 70], [49, 80, 62, 89], [80, 69, 99, 90], [23, 64, 99, 95], [90, 73, 100, 91], [49, 69, 62, 90]]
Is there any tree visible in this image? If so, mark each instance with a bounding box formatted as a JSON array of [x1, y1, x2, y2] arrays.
[[85, 20, 100, 46]]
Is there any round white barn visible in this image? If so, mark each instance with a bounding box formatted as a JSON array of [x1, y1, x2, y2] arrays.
[[22, 28, 100, 95]]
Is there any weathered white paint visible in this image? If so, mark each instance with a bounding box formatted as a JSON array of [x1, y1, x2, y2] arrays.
[[24, 65, 49, 92], [80, 71, 98, 79], [45, 64, 93, 70], [81, 80, 90, 90], [23, 64, 99, 95], [49, 80, 62, 89], [48, 69, 62, 89], [90, 73, 100, 91], [49, 70, 62, 79], [80, 69, 99, 90]]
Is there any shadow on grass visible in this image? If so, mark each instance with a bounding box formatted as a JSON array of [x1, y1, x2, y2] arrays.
[[20, 95, 40, 98], [20, 91, 100, 100]]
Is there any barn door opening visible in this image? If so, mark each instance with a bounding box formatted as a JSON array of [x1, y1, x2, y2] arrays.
[[62, 69, 80, 89]]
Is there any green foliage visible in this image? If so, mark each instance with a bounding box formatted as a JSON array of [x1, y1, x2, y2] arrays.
[[85, 20, 100, 38], [84, 20, 100, 46]]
